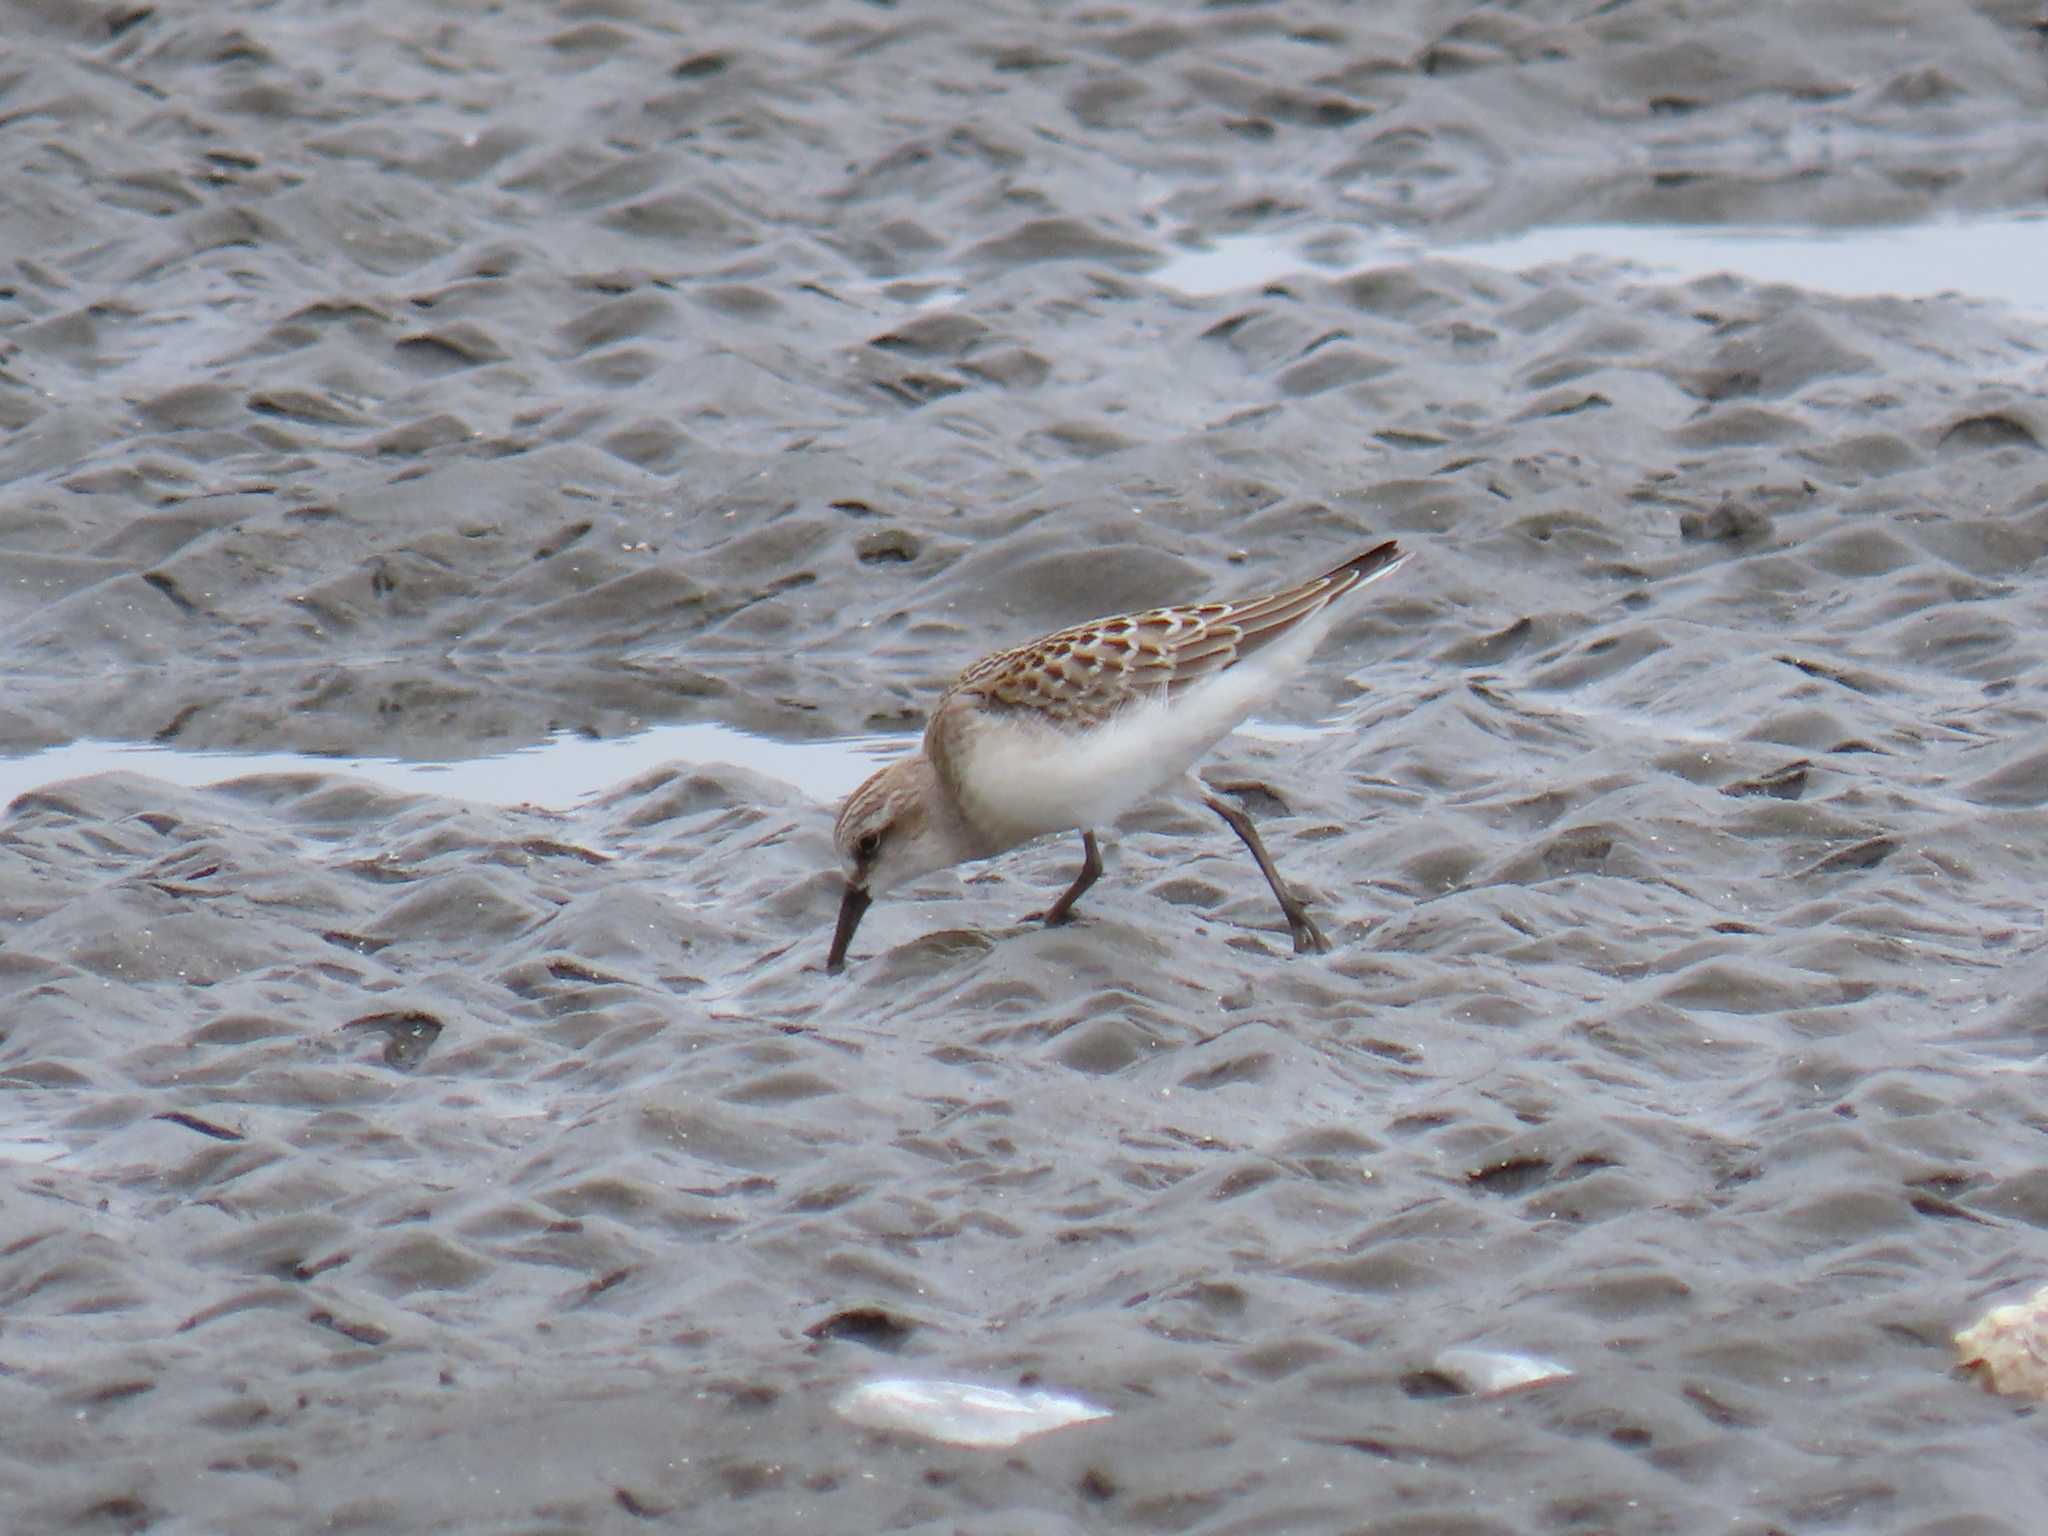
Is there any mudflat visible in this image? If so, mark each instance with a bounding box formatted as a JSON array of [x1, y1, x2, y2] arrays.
[[4, 3, 2047, 1532]]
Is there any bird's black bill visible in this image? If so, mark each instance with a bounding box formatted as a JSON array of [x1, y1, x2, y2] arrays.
[[826, 884, 872, 974]]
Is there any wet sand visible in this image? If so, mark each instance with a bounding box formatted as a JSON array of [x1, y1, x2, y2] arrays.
[[4, 3, 2048, 1531]]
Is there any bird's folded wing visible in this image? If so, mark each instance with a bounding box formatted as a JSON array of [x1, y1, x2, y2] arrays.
[[949, 569, 1354, 726]]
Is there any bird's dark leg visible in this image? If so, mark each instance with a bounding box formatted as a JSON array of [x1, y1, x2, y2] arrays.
[[1039, 829, 1103, 927], [1203, 793, 1330, 953]]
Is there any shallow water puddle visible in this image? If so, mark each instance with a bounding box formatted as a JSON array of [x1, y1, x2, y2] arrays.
[[1153, 212, 2048, 313], [0, 725, 900, 813], [0, 718, 1344, 814]]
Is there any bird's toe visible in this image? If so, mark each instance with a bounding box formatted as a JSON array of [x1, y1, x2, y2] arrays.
[[1291, 919, 1332, 955]]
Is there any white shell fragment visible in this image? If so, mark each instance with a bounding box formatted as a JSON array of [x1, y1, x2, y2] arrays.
[[835, 1377, 1111, 1448], [1954, 1284, 2048, 1399], [1432, 1347, 1575, 1397]]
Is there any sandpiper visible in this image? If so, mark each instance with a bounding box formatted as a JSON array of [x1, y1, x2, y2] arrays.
[[827, 540, 1410, 972]]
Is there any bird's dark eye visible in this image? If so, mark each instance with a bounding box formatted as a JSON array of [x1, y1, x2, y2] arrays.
[[855, 830, 882, 860]]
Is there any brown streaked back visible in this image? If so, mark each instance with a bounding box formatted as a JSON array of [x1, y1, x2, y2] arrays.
[[944, 540, 1406, 729]]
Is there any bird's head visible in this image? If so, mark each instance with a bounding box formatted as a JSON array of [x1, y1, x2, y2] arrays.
[[826, 755, 953, 972]]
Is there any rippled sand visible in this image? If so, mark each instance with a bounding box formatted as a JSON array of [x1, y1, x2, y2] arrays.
[[4, 3, 2048, 1531]]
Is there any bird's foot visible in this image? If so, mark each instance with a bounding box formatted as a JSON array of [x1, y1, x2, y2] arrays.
[[1025, 906, 1083, 927], [1286, 905, 1332, 954]]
